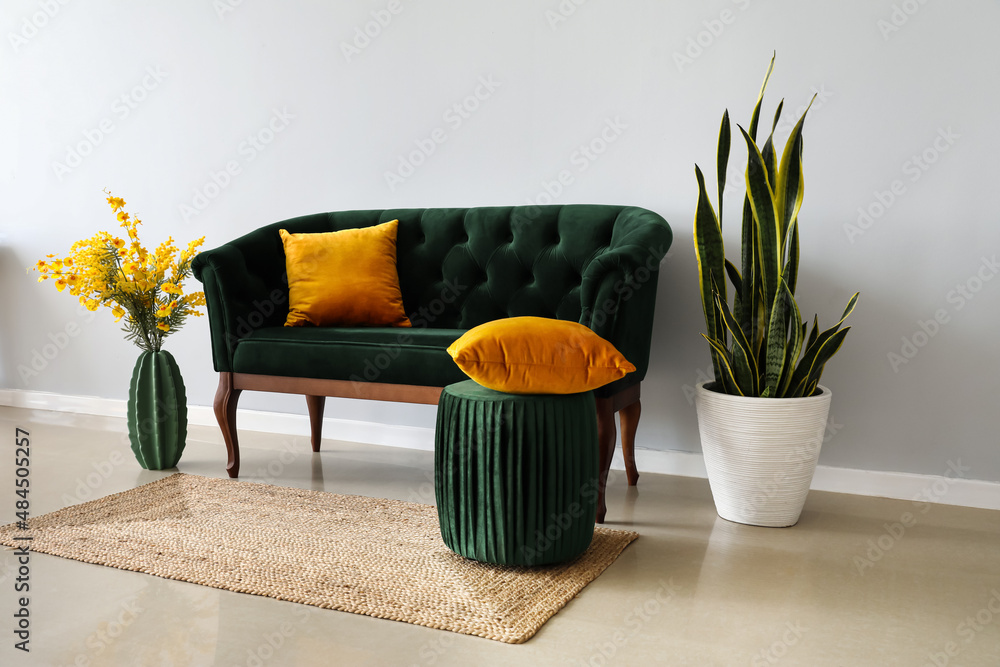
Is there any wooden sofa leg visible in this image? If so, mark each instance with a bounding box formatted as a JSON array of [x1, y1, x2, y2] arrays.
[[214, 372, 243, 478], [619, 399, 641, 486], [595, 397, 616, 524], [306, 395, 326, 452]]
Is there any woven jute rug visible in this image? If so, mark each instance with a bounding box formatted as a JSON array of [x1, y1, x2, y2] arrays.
[[0, 473, 637, 643]]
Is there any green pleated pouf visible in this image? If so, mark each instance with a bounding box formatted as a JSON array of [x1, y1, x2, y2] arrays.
[[434, 380, 598, 566]]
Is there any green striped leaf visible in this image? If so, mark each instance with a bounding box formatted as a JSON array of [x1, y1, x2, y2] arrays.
[[806, 313, 819, 350], [754, 294, 767, 365], [724, 259, 742, 296], [716, 292, 758, 395], [748, 52, 776, 142], [739, 125, 782, 326], [776, 96, 814, 243], [737, 196, 757, 349], [694, 165, 728, 380], [762, 133, 778, 188], [764, 279, 789, 395], [778, 282, 804, 396], [785, 220, 799, 295], [839, 292, 860, 324], [691, 54, 857, 399], [701, 334, 745, 397], [717, 110, 731, 227], [789, 327, 851, 397], [790, 293, 858, 395]]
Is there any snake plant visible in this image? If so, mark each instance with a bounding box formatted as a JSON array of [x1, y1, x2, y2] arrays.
[[693, 55, 858, 398]]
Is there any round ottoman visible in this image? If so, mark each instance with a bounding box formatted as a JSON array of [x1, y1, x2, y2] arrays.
[[434, 380, 598, 566]]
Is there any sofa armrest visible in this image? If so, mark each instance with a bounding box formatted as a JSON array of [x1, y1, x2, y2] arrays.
[[193, 244, 289, 372], [580, 208, 672, 394]]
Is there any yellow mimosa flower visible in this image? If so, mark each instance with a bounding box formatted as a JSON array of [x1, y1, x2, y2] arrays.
[[34, 191, 206, 352]]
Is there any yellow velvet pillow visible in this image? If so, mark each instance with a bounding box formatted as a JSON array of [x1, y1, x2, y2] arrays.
[[447, 316, 635, 394], [280, 220, 411, 328]]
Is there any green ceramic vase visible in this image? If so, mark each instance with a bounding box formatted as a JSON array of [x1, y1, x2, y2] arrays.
[[127, 350, 188, 470]]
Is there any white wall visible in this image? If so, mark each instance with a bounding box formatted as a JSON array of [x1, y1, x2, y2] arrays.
[[3, 0, 998, 483]]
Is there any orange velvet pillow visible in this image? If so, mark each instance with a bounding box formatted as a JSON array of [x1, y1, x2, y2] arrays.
[[280, 220, 411, 327], [446, 316, 635, 394]]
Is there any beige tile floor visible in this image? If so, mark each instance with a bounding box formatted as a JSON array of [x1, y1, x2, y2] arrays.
[[1, 405, 999, 666]]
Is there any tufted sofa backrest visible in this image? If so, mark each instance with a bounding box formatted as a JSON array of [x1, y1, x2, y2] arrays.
[[239, 204, 663, 330], [193, 204, 672, 389]]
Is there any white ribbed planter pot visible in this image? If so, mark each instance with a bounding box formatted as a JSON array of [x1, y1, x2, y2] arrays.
[[694, 382, 832, 528]]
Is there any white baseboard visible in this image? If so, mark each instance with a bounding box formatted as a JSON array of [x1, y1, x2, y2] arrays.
[[3, 389, 998, 512], [0, 388, 438, 453], [624, 447, 1000, 512]]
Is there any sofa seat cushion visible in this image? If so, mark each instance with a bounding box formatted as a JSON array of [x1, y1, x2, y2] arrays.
[[232, 326, 469, 387]]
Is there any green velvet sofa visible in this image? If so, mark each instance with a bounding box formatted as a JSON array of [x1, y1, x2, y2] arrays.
[[192, 204, 672, 523]]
